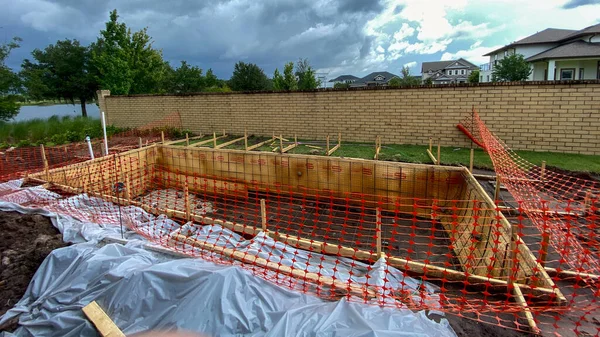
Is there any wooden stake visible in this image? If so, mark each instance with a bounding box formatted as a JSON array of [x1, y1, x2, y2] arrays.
[[429, 137, 432, 152], [469, 148, 474, 172], [494, 175, 502, 202], [185, 133, 189, 146], [279, 134, 283, 154], [260, 199, 267, 232], [540, 160, 546, 181], [295, 134, 298, 145], [184, 181, 191, 221], [82, 301, 125, 337], [326, 135, 330, 154], [213, 132, 217, 148], [161, 131, 165, 144], [40, 144, 49, 180], [338, 132, 341, 146], [138, 137, 143, 148], [513, 284, 540, 334], [244, 129, 248, 150], [376, 207, 382, 259], [507, 222, 518, 285], [223, 130, 226, 137], [539, 231, 550, 268], [436, 138, 441, 165], [124, 175, 131, 201]]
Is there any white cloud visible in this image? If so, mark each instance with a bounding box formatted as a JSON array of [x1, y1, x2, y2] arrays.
[[393, 23, 415, 41], [404, 61, 417, 68], [441, 42, 503, 65]]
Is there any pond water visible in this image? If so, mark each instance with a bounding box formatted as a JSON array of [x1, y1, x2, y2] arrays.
[[13, 104, 100, 121]]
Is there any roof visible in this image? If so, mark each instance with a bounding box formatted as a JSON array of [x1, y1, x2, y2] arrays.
[[563, 23, 600, 40], [484, 28, 576, 56], [329, 75, 360, 82], [526, 41, 600, 62], [422, 58, 478, 72], [357, 71, 399, 83]]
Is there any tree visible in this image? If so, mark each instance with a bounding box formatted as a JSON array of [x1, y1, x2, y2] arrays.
[[90, 9, 167, 95], [492, 54, 531, 82], [388, 77, 401, 87], [424, 77, 433, 86], [399, 66, 420, 86], [228, 62, 269, 91], [21, 39, 97, 117], [205, 69, 219, 88], [468, 69, 480, 83], [333, 82, 350, 89], [282, 62, 298, 90], [272, 68, 284, 90], [295, 58, 320, 90], [0, 37, 22, 121], [164, 61, 205, 93]]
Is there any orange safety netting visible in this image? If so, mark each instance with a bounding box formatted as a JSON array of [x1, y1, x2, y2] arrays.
[[0, 112, 183, 183]]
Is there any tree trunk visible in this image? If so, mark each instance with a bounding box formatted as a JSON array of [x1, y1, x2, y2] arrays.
[[80, 99, 87, 118]]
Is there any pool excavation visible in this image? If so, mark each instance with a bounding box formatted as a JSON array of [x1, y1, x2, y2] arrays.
[[20, 138, 591, 335]]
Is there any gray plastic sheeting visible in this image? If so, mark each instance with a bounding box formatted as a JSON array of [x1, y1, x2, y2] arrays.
[[0, 180, 457, 337]]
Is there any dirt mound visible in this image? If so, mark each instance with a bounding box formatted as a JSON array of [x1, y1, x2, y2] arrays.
[[0, 211, 68, 331]]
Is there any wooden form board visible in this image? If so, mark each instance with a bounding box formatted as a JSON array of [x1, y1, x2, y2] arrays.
[[82, 301, 125, 337], [156, 145, 467, 215]]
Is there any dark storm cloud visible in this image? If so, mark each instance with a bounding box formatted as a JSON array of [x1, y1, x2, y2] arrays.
[[562, 0, 600, 9], [0, 0, 383, 78]]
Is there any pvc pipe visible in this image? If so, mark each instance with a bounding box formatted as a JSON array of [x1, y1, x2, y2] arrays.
[[85, 136, 94, 160], [101, 111, 109, 156]]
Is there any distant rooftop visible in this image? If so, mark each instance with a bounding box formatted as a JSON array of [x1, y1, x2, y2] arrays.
[[329, 75, 360, 82]]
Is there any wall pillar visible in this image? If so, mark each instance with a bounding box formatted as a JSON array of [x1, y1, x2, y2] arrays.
[[96, 90, 111, 123], [547, 60, 556, 81]]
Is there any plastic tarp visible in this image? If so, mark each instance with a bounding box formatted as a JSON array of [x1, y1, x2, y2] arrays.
[[0, 180, 457, 336]]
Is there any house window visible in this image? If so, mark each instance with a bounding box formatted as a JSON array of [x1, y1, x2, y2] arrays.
[[560, 68, 575, 80], [374, 75, 385, 81], [480, 76, 483, 82], [486, 75, 490, 82], [579, 68, 584, 80], [461, 69, 466, 75]]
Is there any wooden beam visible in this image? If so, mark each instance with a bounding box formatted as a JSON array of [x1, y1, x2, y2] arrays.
[[376, 207, 382, 259], [539, 231, 550, 268], [279, 134, 284, 154], [513, 284, 540, 334], [184, 181, 191, 221], [436, 139, 441, 165], [246, 138, 273, 151], [213, 132, 217, 148], [82, 301, 125, 337], [494, 175, 502, 202], [189, 135, 226, 147], [244, 129, 248, 150], [215, 136, 246, 149], [426, 149, 438, 165], [544, 267, 600, 282], [282, 143, 298, 153], [260, 199, 267, 232], [171, 234, 374, 299], [138, 137, 142, 148], [469, 148, 474, 173], [161, 131, 165, 144], [374, 136, 381, 160], [185, 133, 189, 146], [327, 144, 340, 156]]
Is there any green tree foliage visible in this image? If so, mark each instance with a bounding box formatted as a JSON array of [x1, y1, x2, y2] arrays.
[[388, 77, 401, 87], [399, 66, 420, 86], [468, 69, 480, 83], [164, 61, 205, 93], [0, 37, 23, 121], [204, 69, 219, 89], [295, 58, 320, 90], [492, 54, 531, 82], [272, 68, 284, 90], [283, 62, 298, 90], [20, 39, 97, 117], [228, 62, 269, 91], [90, 9, 167, 95], [424, 77, 433, 86]]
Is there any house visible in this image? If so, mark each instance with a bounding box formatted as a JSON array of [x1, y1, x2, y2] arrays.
[[328, 75, 360, 85], [350, 72, 399, 87], [421, 59, 479, 84], [480, 23, 600, 82]]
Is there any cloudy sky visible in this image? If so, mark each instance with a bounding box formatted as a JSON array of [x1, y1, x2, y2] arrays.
[[2, 0, 600, 81]]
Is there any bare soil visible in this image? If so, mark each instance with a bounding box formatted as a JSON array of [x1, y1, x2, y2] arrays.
[[0, 211, 67, 332]]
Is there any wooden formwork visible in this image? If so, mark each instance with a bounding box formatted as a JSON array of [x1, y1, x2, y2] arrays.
[[31, 144, 563, 307]]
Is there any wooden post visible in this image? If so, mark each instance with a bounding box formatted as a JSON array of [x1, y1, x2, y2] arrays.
[[507, 222, 518, 285], [161, 131, 165, 144], [429, 137, 432, 152], [213, 132, 217, 148], [540, 161, 546, 181], [436, 138, 441, 165], [376, 207, 382, 259], [338, 132, 341, 147], [185, 133, 189, 147], [539, 231, 550, 268], [184, 181, 191, 221], [494, 174, 502, 202], [279, 134, 284, 154], [469, 148, 474, 173], [124, 175, 131, 201], [326, 135, 330, 154], [295, 134, 298, 145], [138, 137, 143, 148], [40, 144, 49, 180], [260, 199, 267, 232], [244, 129, 248, 150], [223, 130, 226, 137]]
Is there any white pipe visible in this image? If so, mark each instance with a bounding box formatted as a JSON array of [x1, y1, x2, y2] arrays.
[[101, 111, 109, 156], [85, 136, 94, 160]]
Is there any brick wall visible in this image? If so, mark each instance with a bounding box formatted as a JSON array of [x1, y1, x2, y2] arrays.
[[99, 82, 600, 155]]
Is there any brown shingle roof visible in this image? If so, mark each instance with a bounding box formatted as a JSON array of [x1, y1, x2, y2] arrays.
[[526, 41, 600, 61], [484, 28, 576, 56]]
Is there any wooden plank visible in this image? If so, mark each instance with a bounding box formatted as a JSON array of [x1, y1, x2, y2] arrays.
[[82, 301, 125, 337], [469, 148, 474, 172], [513, 284, 540, 334], [376, 207, 382, 259], [426, 149, 438, 165], [282, 143, 297, 153], [247, 138, 274, 151], [327, 144, 340, 156], [215, 136, 246, 149], [171, 234, 374, 298], [437, 139, 441, 165], [189, 135, 226, 147], [260, 199, 267, 231]]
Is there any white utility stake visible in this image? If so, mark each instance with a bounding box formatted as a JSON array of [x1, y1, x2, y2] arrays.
[[85, 136, 95, 160], [101, 111, 109, 156]]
